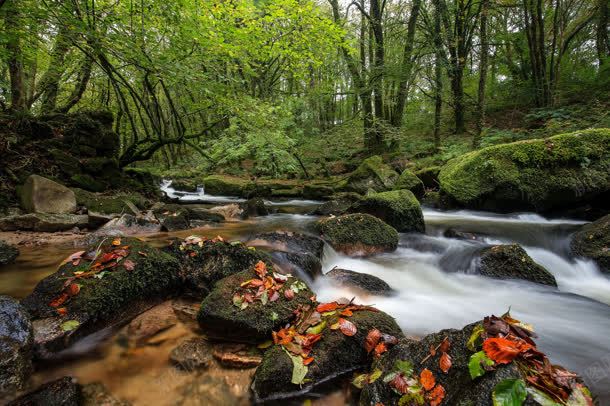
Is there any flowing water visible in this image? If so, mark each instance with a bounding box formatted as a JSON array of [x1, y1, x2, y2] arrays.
[[1, 188, 610, 404]]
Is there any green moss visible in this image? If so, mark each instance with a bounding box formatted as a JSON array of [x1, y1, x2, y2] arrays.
[[438, 129, 610, 211], [344, 155, 399, 194], [72, 188, 146, 214], [203, 175, 255, 197], [316, 213, 398, 254], [479, 244, 557, 286], [393, 169, 424, 196], [571, 214, 610, 273], [414, 166, 441, 189], [70, 174, 106, 193], [351, 189, 425, 233]]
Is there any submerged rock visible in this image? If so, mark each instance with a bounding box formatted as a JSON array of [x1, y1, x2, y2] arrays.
[[0, 240, 19, 266], [249, 231, 324, 259], [21, 238, 181, 356], [326, 268, 394, 296], [20, 175, 77, 214], [311, 198, 354, 216], [393, 169, 425, 197], [170, 338, 213, 370], [0, 213, 89, 232], [571, 214, 610, 273], [0, 296, 34, 400], [239, 197, 269, 217], [343, 156, 399, 194], [197, 268, 314, 342], [316, 214, 398, 257], [252, 307, 404, 402], [82, 382, 130, 406], [125, 301, 178, 347], [176, 375, 242, 406], [438, 129, 610, 212], [212, 343, 262, 368], [477, 244, 557, 286], [8, 376, 82, 406], [349, 189, 425, 233], [154, 204, 191, 231]]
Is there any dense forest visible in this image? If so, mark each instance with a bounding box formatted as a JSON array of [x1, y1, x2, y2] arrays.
[[0, 1, 609, 405]]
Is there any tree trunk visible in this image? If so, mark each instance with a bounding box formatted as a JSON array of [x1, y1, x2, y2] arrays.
[[433, 0, 444, 151], [473, 0, 489, 148], [38, 25, 72, 112], [597, 0, 609, 65], [4, 3, 26, 111]]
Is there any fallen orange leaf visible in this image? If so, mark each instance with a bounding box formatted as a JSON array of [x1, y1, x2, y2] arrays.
[[338, 318, 357, 336], [316, 302, 339, 313], [483, 337, 533, 364], [420, 368, 435, 391], [439, 352, 452, 373], [428, 384, 446, 406], [365, 329, 382, 353]]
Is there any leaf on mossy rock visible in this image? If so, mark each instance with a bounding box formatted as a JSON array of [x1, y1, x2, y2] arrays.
[[61, 320, 80, 332], [283, 348, 308, 385], [526, 387, 562, 406], [439, 351, 452, 373], [467, 324, 484, 351], [492, 378, 527, 406], [469, 350, 494, 379]]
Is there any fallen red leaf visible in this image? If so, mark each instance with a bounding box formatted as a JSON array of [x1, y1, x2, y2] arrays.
[[303, 357, 314, 365], [338, 318, 357, 336], [483, 337, 533, 364], [316, 302, 339, 313], [284, 289, 295, 300], [340, 308, 353, 316], [56, 307, 68, 316], [123, 259, 136, 271], [49, 293, 69, 308], [420, 368, 436, 391], [365, 329, 382, 353], [389, 374, 409, 394], [254, 261, 267, 277], [439, 337, 451, 353], [67, 283, 80, 296], [269, 291, 280, 302], [374, 342, 387, 358], [428, 384, 446, 406], [439, 352, 452, 373]]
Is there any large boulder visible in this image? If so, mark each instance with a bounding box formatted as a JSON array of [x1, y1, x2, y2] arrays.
[[415, 166, 441, 189], [0, 213, 89, 232], [7, 376, 82, 406], [0, 296, 33, 400], [72, 188, 146, 215], [239, 198, 269, 218], [477, 244, 557, 286], [203, 175, 267, 197], [326, 268, 395, 296], [316, 214, 399, 257], [361, 315, 593, 406], [349, 189, 425, 233], [0, 240, 19, 266], [165, 237, 270, 296], [153, 204, 191, 231], [571, 214, 610, 273], [20, 175, 77, 214], [343, 156, 399, 194], [438, 129, 610, 211], [21, 238, 181, 356], [197, 265, 314, 342], [252, 302, 404, 402], [394, 169, 424, 197]]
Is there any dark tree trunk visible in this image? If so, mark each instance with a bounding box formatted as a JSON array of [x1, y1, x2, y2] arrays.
[[433, 0, 444, 150], [5, 3, 26, 111], [597, 0, 609, 65], [474, 0, 489, 148]]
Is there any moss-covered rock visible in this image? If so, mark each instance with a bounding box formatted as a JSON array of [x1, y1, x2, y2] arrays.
[[415, 166, 441, 189], [165, 238, 270, 296], [197, 269, 314, 342], [571, 214, 610, 273], [0, 213, 89, 232], [326, 268, 394, 296], [252, 308, 404, 402], [153, 204, 191, 231], [316, 214, 399, 256], [438, 129, 610, 211], [170, 178, 202, 193], [393, 169, 424, 197], [21, 238, 181, 356], [239, 198, 269, 217], [478, 244, 557, 286], [70, 173, 106, 193], [0, 240, 19, 266], [350, 189, 425, 233], [203, 175, 258, 197], [73, 188, 146, 215], [343, 156, 399, 194], [302, 183, 335, 199]]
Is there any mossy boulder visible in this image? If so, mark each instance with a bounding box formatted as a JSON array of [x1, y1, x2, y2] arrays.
[[20, 175, 77, 214], [394, 169, 425, 197], [316, 214, 399, 257], [302, 183, 335, 199], [0, 213, 89, 232], [73, 188, 146, 215], [438, 129, 610, 211], [571, 214, 610, 273], [478, 244, 557, 286], [197, 270, 314, 342], [153, 204, 191, 231], [203, 175, 268, 197], [21, 238, 181, 356], [0, 296, 33, 400], [0, 240, 19, 266], [344, 156, 399, 194], [252, 308, 404, 402], [239, 198, 269, 217], [326, 268, 394, 296], [350, 189, 425, 233], [70, 174, 106, 193], [165, 238, 270, 296], [415, 166, 441, 189]]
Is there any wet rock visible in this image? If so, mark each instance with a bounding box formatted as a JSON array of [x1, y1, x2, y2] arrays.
[[248, 231, 324, 260], [20, 175, 77, 214], [252, 308, 404, 402], [443, 228, 481, 241], [316, 214, 398, 257], [477, 244, 557, 286], [302, 183, 335, 199], [360, 322, 538, 406], [0, 240, 19, 266], [8, 376, 82, 406], [21, 238, 181, 356], [239, 198, 269, 218], [270, 251, 322, 280], [0, 213, 89, 232], [73, 188, 146, 215], [342, 156, 399, 194], [311, 199, 354, 216], [203, 175, 255, 197], [82, 382, 130, 406], [197, 269, 314, 342], [438, 129, 610, 212], [415, 166, 441, 189], [126, 301, 178, 346], [571, 214, 610, 273], [170, 338, 213, 370], [349, 189, 425, 233], [172, 299, 201, 331], [208, 204, 244, 220], [87, 212, 120, 229], [393, 169, 424, 197], [325, 268, 394, 296], [212, 343, 262, 368], [186, 207, 224, 225], [165, 238, 270, 296], [0, 296, 34, 399], [153, 204, 191, 231], [94, 214, 161, 236], [177, 375, 242, 406]]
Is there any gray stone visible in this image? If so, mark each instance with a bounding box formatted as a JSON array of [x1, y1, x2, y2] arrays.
[[0, 213, 88, 232], [326, 268, 394, 296], [0, 240, 19, 266], [170, 338, 213, 370], [20, 175, 77, 214]]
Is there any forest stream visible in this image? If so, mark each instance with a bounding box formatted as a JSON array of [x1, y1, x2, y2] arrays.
[[1, 183, 609, 405]]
